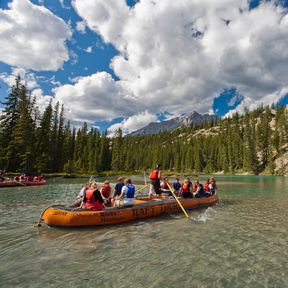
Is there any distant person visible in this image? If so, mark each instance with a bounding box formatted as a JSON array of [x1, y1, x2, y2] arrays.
[[114, 177, 124, 198], [114, 178, 135, 206], [101, 180, 112, 206], [204, 178, 211, 194], [80, 182, 104, 210], [209, 177, 217, 195], [149, 164, 162, 197], [76, 182, 91, 205], [173, 177, 181, 196], [194, 180, 210, 198], [181, 178, 193, 198], [0, 170, 4, 182], [160, 176, 171, 195], [20, 174, 27, 182]]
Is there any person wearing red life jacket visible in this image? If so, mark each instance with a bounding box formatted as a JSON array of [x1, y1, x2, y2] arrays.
[[160, 176, 171, 196], [181, 178, 193, 198], [80, 182, 104, 210], [204, 178, 211, 194], [101, 180, 112, 206], [209, 177, 217, 195], [149, 164, 162, 197]]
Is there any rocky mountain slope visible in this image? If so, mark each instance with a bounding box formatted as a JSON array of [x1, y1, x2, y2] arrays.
[[129, 111, 217, 136]]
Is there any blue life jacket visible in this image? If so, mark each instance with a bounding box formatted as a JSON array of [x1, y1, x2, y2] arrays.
[[125, 184, 135, 198]]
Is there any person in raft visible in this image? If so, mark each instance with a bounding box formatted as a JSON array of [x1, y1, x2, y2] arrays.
[[80, 182, 104, 210], [204, 178, 211, 194], [209, 177, 217, 195], [194, 180, 210, 198], [172, 177, 181, 196], [149, 164, 162, 197], [75, 182, 91, 205], [181, 178, 193, 198], [0, 170, 4, 182], [113, 177, 124, 199], [160, 176, 171, 196], [114, 178, 136, 207], [101, 180, 112, 206]]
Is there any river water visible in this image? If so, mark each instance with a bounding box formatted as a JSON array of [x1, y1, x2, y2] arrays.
[[0, 176, 287, 288]]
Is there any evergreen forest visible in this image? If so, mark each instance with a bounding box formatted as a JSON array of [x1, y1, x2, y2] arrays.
[[1, 77, 287, 176]]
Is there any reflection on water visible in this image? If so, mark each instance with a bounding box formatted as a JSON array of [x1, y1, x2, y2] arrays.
[[0, 176, 288, 287]]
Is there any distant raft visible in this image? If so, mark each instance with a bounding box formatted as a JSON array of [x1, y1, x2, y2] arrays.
[[40, 193, 218, 227], [0, 180, 46, 188]]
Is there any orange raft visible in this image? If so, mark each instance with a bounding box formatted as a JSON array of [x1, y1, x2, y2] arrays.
[[41, 193, 218, 227], [0, 180, 46, 188]]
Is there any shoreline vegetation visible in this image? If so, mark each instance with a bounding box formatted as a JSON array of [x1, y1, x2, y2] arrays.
[[1, 77, 288, 178]]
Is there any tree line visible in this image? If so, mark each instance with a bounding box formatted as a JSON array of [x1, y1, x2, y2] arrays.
[[0, 77, 287, 175]]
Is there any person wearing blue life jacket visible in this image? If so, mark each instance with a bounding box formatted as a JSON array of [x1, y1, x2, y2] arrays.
[[114, 178, 135, 206]]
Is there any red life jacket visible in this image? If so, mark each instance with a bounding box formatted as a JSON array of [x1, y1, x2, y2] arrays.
[[85, 188, 104, 210], [149, 170, 159, 180], [101, 185, 111, 198], [204, 183, 210, 192], [162, 182, 169, 190], [182, 182, 189, 193]]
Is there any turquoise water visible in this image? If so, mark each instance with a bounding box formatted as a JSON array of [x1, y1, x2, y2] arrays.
[[0, 176, 287, 287]]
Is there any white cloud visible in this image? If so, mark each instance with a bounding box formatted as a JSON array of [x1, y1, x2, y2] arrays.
[[85, 46, 93, 53], [76, 20, 86, 33], [53, 72, 141, 124], [107, 111, 158, 136], [31, 88, 53, 113], [72, 0, 288, 123], [0, 67, 39, 90], [0, 0, 71, 71]]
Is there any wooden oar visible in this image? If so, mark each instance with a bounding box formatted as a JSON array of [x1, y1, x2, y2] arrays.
[[167, 183, 189, 218], [15, 180, 26, 186]]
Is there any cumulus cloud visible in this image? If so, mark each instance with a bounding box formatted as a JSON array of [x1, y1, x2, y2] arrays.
[[0, 0, 71, 71], [53, 72, 141, 124], [107, 111, 158, 136], [76, 20, 86, 33], [31, 88, 53, 113], [0, 67, 39, 90], [72, 0, 288, 125]]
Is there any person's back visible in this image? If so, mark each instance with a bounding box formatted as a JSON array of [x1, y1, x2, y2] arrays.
[[115, 178, 135, 206], [81, 183, 104, 210], [149, 164, 162, 196], [123, 179, 135, 205], [114, 177, 124, 197]]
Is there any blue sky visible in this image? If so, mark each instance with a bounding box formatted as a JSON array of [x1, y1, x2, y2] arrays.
[[1, 0, 288, 133]]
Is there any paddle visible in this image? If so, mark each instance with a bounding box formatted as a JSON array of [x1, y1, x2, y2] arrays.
[[167, 183, 189, 218], [134, 183, 150, 197]]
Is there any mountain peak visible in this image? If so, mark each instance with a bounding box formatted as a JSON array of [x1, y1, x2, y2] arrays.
[[128, 111, 217, 136]]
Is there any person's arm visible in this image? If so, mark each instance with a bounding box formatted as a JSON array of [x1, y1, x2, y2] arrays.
[[94, 189, 104, 203], [118, 186, 127, 200], [80, 191, 87, 208]]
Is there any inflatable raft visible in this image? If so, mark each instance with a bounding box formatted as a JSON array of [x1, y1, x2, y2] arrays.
[[0, 180, 46, 188], [40, 193, 218, 227]]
